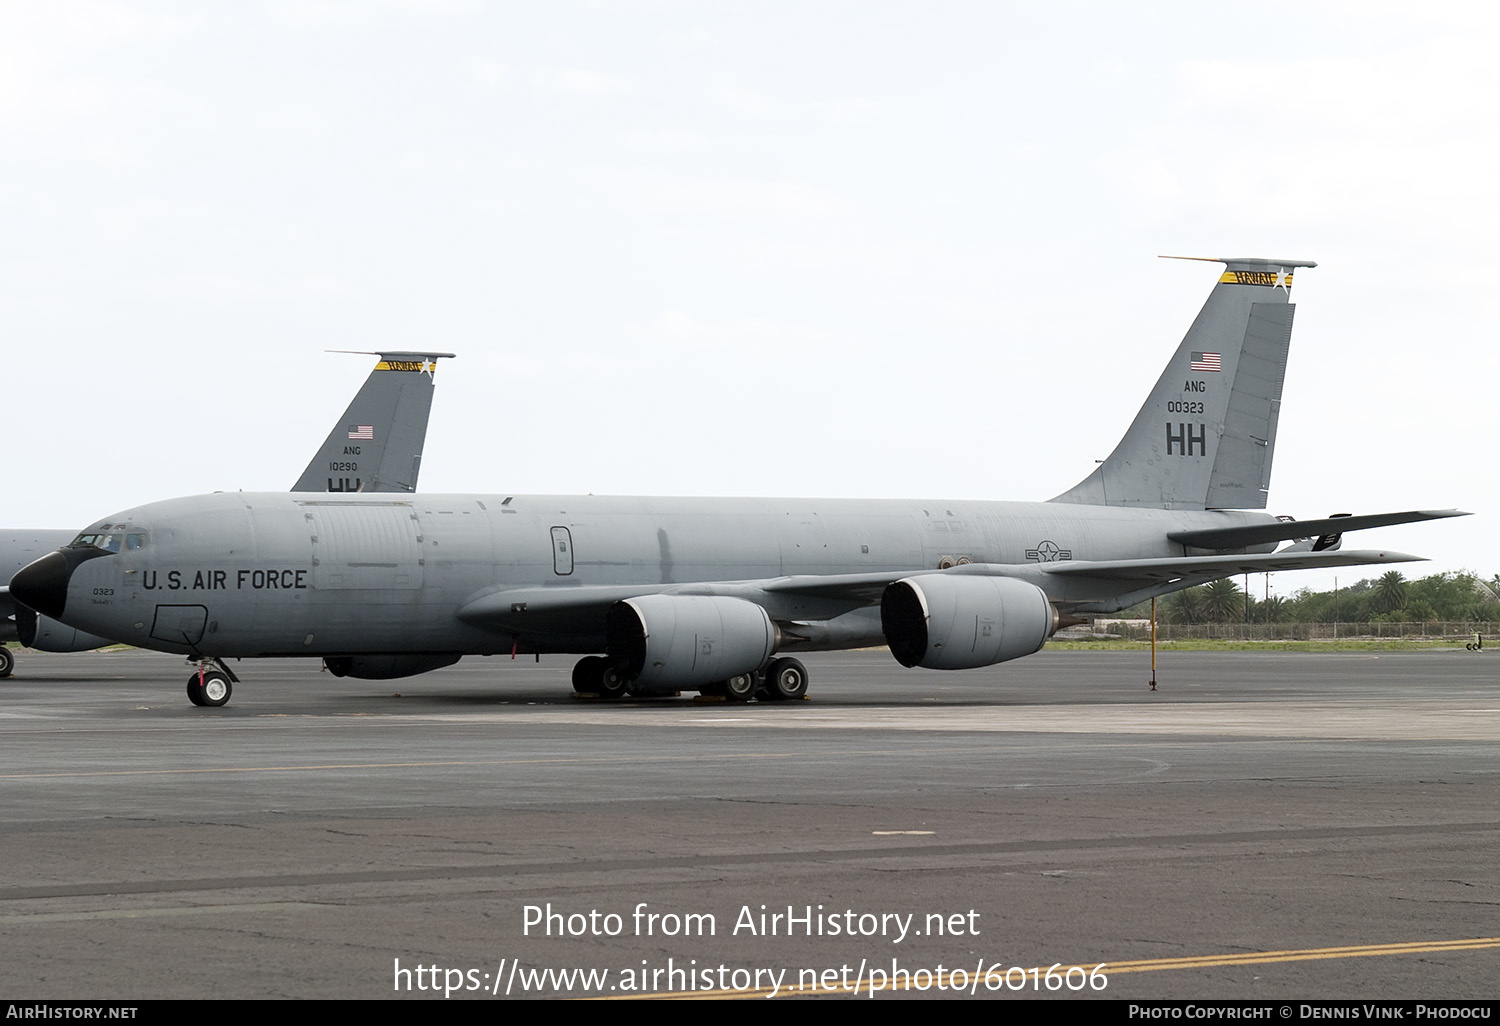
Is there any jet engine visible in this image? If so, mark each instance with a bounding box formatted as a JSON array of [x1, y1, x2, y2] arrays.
[[323, 653, 462, 679], [14, 606, 116, 653], [605, 595, 776, 694], [881, 574, 1056, 670]]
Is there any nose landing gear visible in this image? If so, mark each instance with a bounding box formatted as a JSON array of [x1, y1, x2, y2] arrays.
[[186, 658, 238, 707]]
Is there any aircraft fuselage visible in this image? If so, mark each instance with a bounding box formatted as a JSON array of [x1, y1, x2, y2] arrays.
[[28, 491, 1276, 659]]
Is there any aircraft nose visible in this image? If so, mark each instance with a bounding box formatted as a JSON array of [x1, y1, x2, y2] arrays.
[[10, 551, 75, 620]]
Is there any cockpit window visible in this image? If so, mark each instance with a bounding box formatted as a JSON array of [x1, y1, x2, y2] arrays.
[[72, 530, 146, 553]]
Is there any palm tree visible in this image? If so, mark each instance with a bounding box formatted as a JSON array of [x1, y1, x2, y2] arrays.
[[1201, 578, 1243, 622], [1164, 587, 1204, 624], [1372, 571, 1408, 613]]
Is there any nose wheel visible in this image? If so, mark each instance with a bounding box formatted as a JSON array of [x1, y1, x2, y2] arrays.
[[186, 661, 235, 707]]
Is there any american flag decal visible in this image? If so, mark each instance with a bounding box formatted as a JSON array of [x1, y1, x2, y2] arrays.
[[347, 425, 374, 440], [1190, 352, 1221, 372]]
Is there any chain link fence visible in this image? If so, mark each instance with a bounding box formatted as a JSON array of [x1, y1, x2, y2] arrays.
[[1074, 620, 1500, 643]]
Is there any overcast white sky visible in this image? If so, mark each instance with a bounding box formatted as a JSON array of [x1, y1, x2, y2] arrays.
[[2, 1, 1493, 594]]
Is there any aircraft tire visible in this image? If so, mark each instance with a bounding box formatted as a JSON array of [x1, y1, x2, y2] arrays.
[[571, 656, 606, 694], [723, 672, 758, 703], [186, 674, 207, 706], [763, 657, 808, 701], [0, 646, 13, 678], [597, 665, 629, 701], [199, 671, 232, 707], [572, 656, 630, 699]]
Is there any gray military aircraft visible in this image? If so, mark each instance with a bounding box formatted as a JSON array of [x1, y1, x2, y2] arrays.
[[9, 259, 1464, 707], [0, 350, 454, 678]]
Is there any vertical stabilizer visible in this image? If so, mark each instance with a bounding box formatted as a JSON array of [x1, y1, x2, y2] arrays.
[[291, 351, 456, 493], [1050, 258, 1313, 510]]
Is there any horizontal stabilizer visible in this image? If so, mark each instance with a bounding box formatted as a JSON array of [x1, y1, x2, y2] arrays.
[[1167, 510, 1469, 550]]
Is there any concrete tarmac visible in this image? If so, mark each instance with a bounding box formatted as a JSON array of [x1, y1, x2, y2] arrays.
[[1, 646, 1497, 1000]]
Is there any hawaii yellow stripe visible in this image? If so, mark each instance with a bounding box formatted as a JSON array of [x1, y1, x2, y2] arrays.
[[1219, 270, 1293, 287]]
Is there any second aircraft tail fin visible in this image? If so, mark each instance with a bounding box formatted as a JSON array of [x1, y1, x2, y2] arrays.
[[1050, 257, 1315, 511], [292, 351, 456, 493]]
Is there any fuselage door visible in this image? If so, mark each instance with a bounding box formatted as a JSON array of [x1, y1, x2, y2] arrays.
[[551, 527, 574, 576], [150, 604, 208, 647]]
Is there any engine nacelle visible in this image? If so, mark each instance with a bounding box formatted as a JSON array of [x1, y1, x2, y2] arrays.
[[881, 574, 1055, 670], [14, 606, 115, 653], [323, 653, 462, 680], [606, 595, 776, 694]]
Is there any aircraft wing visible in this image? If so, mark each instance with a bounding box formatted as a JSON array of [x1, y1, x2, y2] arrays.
[[460, 583, 667, 630], [456, 548, 1425, 638], [757, 549, 1424, 594], [458, 570, 951, 631], [456, 580, 781, 637], [754, 549, 1427, 611], [1025, 548, 1425, 582]]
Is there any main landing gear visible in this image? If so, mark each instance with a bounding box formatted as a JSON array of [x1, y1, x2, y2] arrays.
[[571, 655, 628, 700], [0, 646, 13, 679], [722, 672, 759, 702], [186, 658, 238, 707], [760, 657, 808, 701], [569, 655, 810, 703]]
